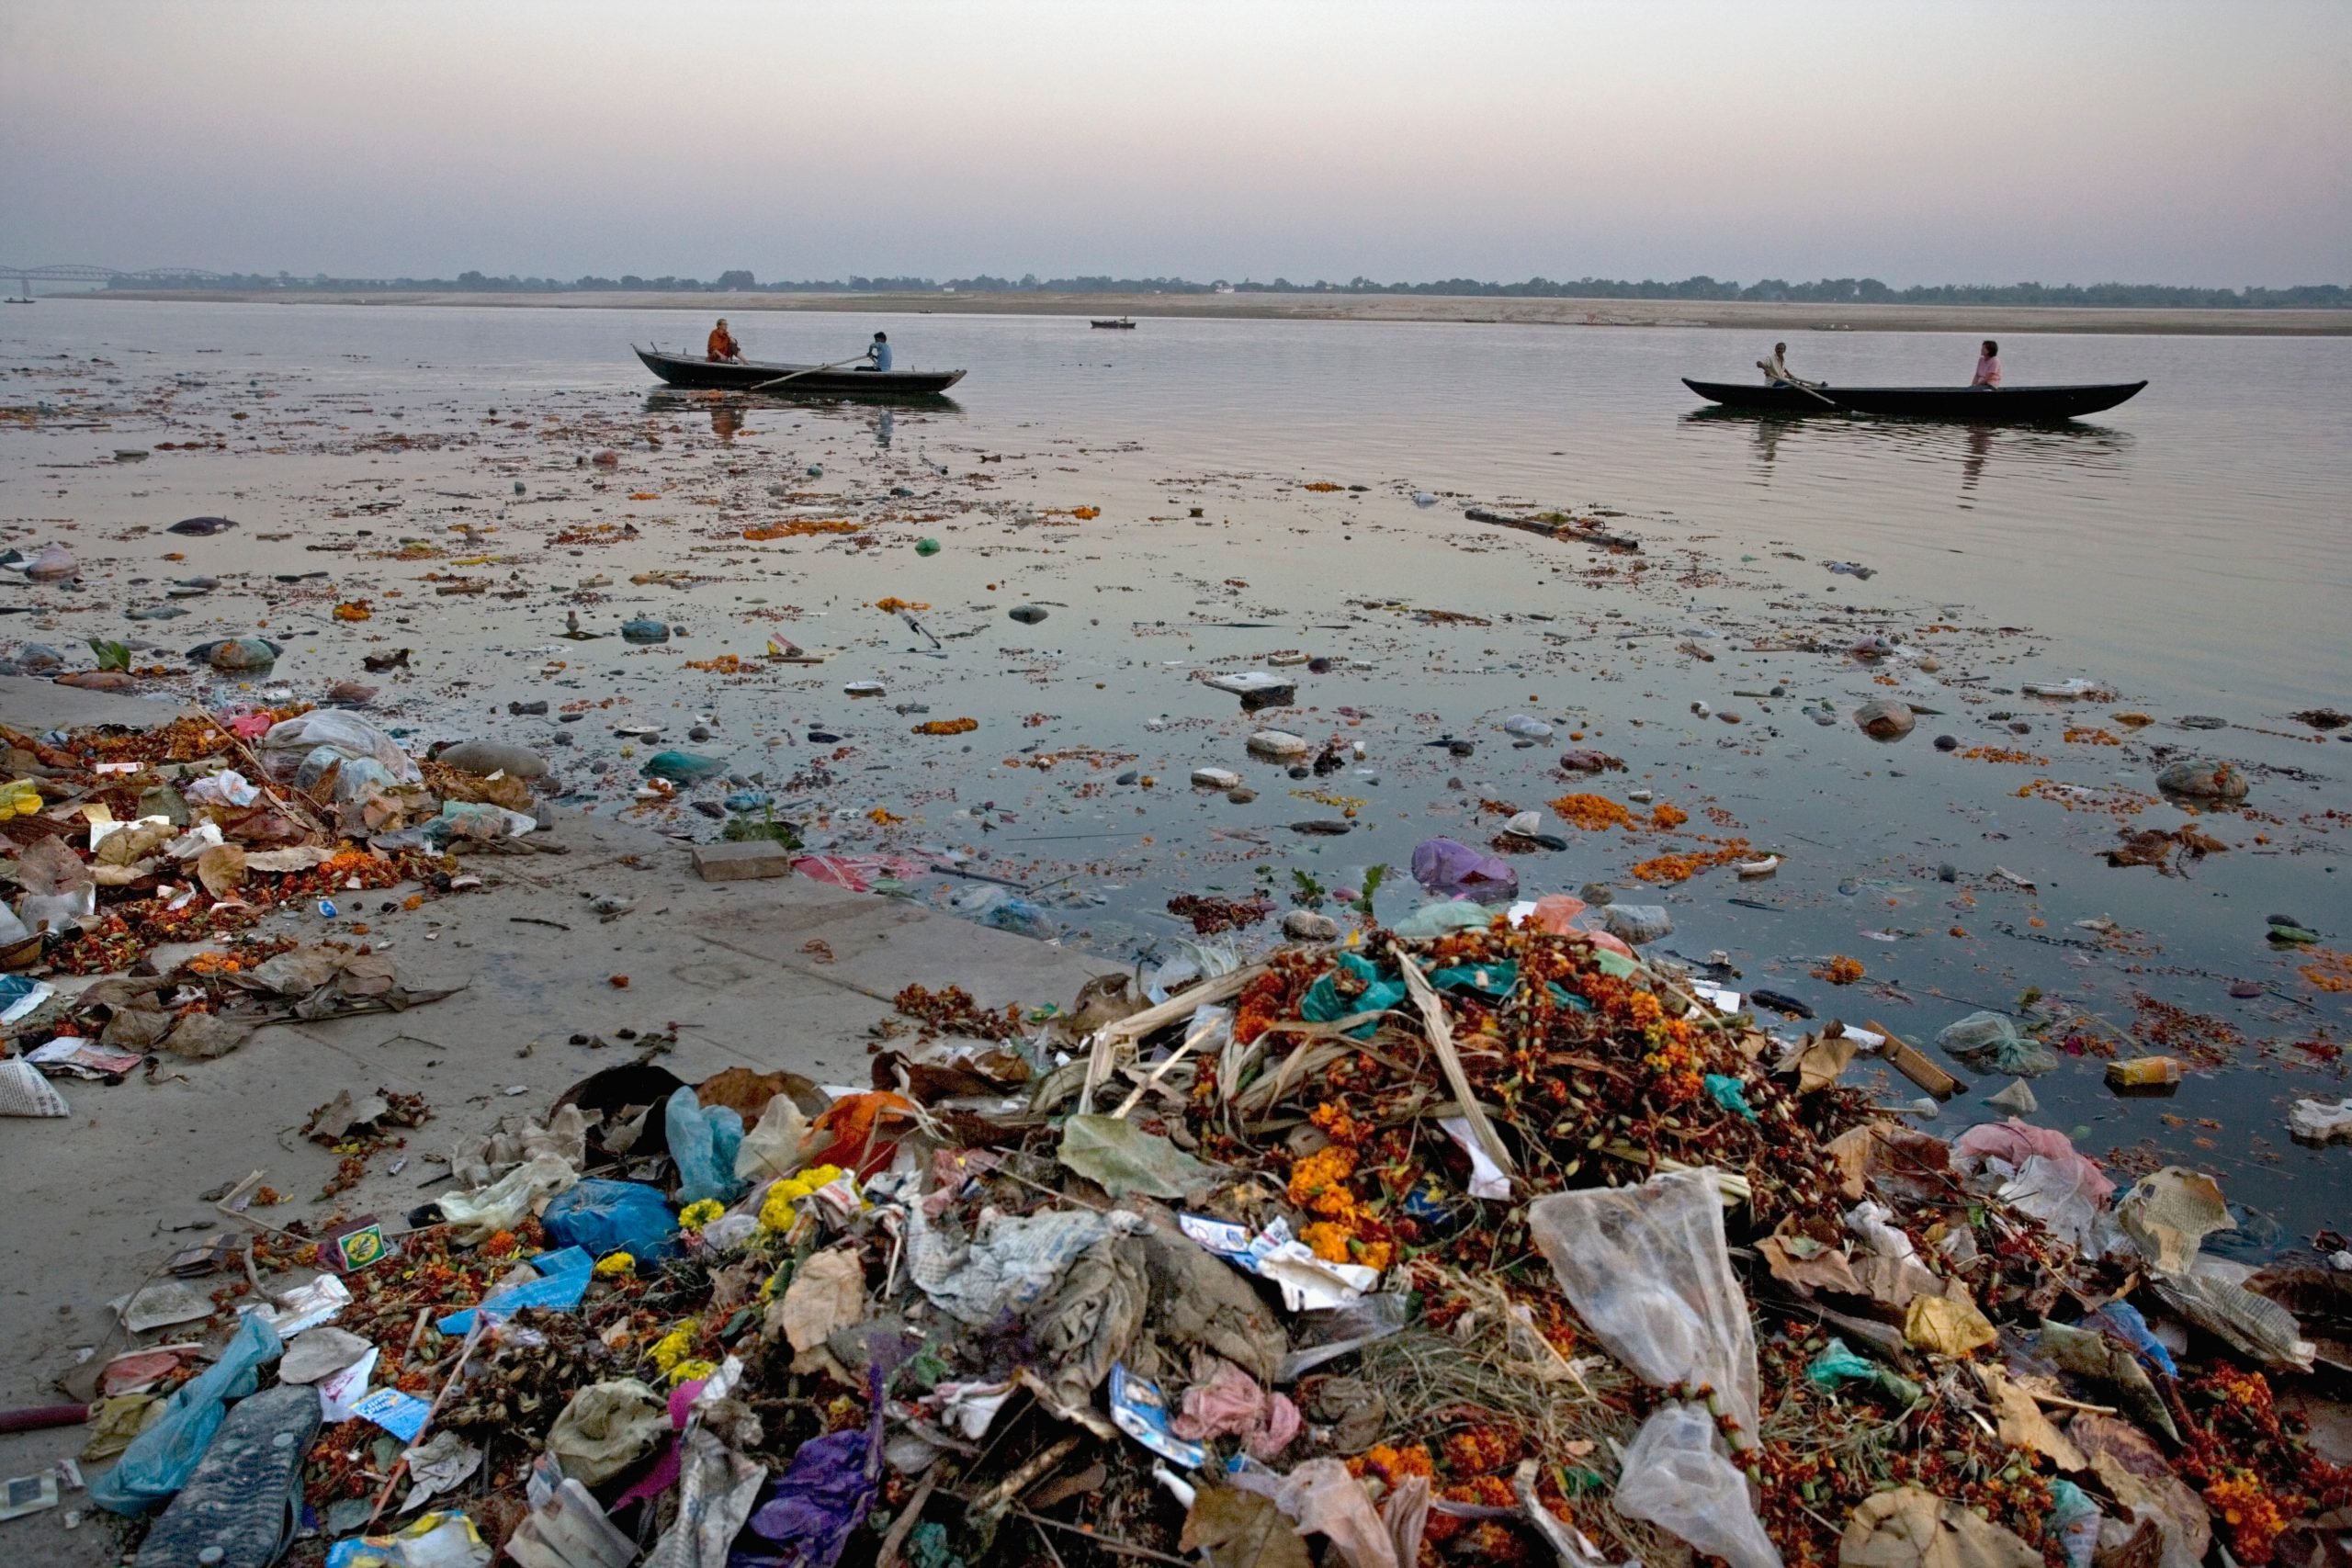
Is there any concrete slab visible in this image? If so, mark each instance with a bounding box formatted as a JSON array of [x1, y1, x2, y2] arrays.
[[690, 840, 794, 881]]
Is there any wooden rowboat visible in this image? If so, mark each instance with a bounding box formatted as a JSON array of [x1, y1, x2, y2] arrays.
[[1683, 378, 2146, 422], [1091, 318, 1136, 329], [634, 345, 966, 396]]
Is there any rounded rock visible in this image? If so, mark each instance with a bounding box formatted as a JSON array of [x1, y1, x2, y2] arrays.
[[1282, 910, 1341, 942]]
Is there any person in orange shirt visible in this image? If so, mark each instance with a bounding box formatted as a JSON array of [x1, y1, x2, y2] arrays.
[[706, 318, 742, 363]]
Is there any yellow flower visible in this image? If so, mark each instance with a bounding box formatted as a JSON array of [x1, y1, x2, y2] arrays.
[[594, 1251, 635, 1277], [678, 1199, 725, 1233], [649, 1326, 694, 1374], [667, 1358, 717, 1387], [756, 1165, 850, 1236]]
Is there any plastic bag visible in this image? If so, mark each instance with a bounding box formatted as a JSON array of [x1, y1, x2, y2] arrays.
[[1388, 901, 1493, 941], [1804, 1337, 1922, 1405], [255, 710, 419, 784], [1999, 1155, 2110, 1251], [92, 1311, 282, 1515], [1612, 1401, 1781, 1568], [666, 1087, 745, 1206], [438, 1153, 578, 1243], [328, 756, 402, 803], [547, 1380, 670, 1486], [1934, 1012, 2060, 1077], [1301, 953, 1407, 1039], [1408, 838, 1518, 903], [736, 1093, 815, 1183], [1527, 1168, 1758, 1430], [2086, 1303, 2178, 1378], [543, 1179, 677, 1260], [2047, 1480, 2101, 1568]]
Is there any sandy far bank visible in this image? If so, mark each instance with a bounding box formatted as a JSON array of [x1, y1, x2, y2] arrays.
[[89, 288, 2352, 335]]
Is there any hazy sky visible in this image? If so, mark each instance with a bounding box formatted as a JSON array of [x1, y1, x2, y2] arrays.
[[4, 0, 2346, 287]]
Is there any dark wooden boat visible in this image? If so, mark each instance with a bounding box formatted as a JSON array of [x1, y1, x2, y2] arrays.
[[1683, 378, 2146, 422], [1090, 318, 1136, 329], [634, 345, 966, 396]]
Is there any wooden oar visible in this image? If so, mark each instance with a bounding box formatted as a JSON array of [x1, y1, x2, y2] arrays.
[[750, 355, 868, 392], [1768, 376, 1837, 407]]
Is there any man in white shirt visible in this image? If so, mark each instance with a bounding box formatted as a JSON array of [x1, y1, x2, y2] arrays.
[[1756, 342, 1815, 387]]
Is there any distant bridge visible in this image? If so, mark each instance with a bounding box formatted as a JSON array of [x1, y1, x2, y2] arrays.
[[4, 264, 229, 296]]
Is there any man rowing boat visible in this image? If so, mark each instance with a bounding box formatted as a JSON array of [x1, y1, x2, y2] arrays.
[[1755, 342, 1821, 389]]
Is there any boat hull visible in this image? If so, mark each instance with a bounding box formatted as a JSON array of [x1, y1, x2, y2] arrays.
[[1682, 378, 2146, 421], [635, 346, 967, 396]]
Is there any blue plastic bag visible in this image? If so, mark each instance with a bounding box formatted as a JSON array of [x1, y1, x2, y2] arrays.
[[1301, 953, 1407, 1039], [94, 1311, 282, 1515], [437, 1247, 595, 1334], [666, 1087, 745, 1205], [2047, 1479, 2101, 1568], [1703, 1074, 1758, 1122], [2088, 1301, 2179, 1378], [543, 1179, 679, 1262]]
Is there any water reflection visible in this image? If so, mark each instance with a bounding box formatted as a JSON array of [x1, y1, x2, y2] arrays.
[[1680, 406, 2132, 497], [642, 389, 965, 424]]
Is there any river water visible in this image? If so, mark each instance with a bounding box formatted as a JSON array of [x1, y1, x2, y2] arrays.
[[5, 299, 2348, 1236]]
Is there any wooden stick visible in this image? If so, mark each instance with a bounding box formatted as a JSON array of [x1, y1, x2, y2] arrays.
[[400, 1307, 432, 1370], [1110, 1010, 1227, 1119], [1865, 1019, 1966, 1100], [2027, 1390, 2118, 1416], [363, 1316, 486, 1530], [1392, 944, 1515, 1174], [876, 1471, 939, 1568], [1081, 964, 1261, 1105], [968, 1433, 1082, 1517]]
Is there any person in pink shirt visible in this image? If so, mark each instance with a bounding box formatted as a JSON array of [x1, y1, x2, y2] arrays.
[[1972, 339, 2002, 388]]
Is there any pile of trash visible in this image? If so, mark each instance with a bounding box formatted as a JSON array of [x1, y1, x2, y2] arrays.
[[28, 908, 2350, 1568], [1, 702, 532, 994]]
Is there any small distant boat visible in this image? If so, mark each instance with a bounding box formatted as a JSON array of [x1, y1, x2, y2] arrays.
[[1683, 378, 2146, 422], [634, 346, 965, 396], [1090, 317, 1136, 330]]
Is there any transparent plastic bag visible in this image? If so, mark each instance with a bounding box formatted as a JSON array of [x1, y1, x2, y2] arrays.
[[255, 710, 419, 784], [1612, 1402, 1781, 1568], [438, 1153, 579, 1243], [1526, 1168, 1758, 1430], [736, 1092, 815, 1183], [1935, 1011, 2060, 1077]]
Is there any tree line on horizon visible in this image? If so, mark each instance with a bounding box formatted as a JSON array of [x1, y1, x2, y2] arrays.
[[112, 268, 2349, 309]]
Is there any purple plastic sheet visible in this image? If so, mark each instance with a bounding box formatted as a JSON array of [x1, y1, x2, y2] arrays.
[[1409, 838, 1518, 903], [729, 1370, 888, 1568]]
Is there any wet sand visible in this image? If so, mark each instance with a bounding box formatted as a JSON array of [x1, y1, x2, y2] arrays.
[[93, 288, 2352, 335]]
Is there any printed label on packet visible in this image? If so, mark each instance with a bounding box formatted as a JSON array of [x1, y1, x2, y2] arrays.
[[351, 1386, 431, 1443], [1107, 1363, 1204, 1470]]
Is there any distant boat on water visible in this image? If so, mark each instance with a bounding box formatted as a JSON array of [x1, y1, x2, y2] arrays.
[[1683, 378, 2147, 422], [1090, 317, 1136, 329]]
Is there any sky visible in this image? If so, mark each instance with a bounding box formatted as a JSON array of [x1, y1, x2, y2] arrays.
[[3, 0, 2346, 288]]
